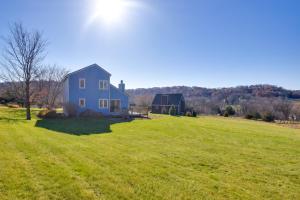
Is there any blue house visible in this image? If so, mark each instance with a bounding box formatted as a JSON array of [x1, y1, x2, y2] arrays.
[[63, 64, 129, 116]]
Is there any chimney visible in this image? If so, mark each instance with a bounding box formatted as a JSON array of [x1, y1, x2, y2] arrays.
[[119, 80, 125, 93]]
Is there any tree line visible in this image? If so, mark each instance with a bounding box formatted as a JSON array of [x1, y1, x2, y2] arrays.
[[127, 86, 300, 122]]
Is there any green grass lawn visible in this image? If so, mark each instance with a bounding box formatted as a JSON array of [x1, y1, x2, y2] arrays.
[[0, 107, 299, 200]]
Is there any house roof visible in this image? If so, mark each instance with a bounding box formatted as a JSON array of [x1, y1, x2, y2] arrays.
[[65, 63, 111, 78], [152, 93, 184, 105]]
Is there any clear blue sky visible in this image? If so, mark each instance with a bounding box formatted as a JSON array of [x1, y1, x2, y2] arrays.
[[1, 0, 299, 89]]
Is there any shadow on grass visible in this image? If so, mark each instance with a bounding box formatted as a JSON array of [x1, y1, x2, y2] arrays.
[[35, 118, 133, 135]]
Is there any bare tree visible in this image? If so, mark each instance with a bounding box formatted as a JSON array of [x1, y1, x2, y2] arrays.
[[274, 99, 293, 121], [1, 23, 47, 120], [292, 103, 300, 121], [38, 65, 68, 109], [132, 95, 153, 107]]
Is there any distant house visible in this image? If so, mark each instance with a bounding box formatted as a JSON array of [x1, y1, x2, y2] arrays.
[[63, 64, 129, 116], [151, 94, 185, 115]]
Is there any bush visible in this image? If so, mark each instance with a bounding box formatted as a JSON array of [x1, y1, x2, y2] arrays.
[[262, 112, 275, 122], [223, 112, 229, 117], [254, 112, 262, 119], [245, 112, 261, 120], [225, 106, 236, 116], [245, 114, 254, 119], [185, 111, 197, 117], [79, 109, 103, 118], [64, 103, 78, 117], [185, 111, 192, 117], [169, 105, 177, 116], [37, 110, 61, 119], [161, 106, 168, 114], [192, 111, 197, 117]]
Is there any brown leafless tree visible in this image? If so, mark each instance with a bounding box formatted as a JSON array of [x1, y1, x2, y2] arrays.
[[38, 65, 68, 109], [1, 23, 47, 120], [132, 95, 153, 107], [274, 99, 293, 121]]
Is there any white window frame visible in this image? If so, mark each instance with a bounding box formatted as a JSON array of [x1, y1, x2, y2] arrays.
[[79, 78, 85, 89], [99, 99, 108, 109], [79, 98, 86, 108], [99, 80, 108, 90]]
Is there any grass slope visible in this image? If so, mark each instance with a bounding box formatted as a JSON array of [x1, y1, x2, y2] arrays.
[[0, 107, 299, 200]]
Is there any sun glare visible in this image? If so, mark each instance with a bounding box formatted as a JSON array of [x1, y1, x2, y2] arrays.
[[88, 0, 137, 26]]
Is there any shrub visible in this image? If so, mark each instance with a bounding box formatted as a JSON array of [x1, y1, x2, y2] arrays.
[[37, 110, 60, 119], [63, 103, 78, 117], [262, 112, 275, 122], [185, 111, 197, 117], [79, 109, 103, 118], [192, 111, 197, 117], [161, 106, 168, 114], [225, 106, 236, 116], [245, 114, 254, 119], [223, 112, 229, 117], [169, 105, 177, 116], [185, 111, 192, 117], [245, 112, 261, 120], [254, 112, 262, 120]]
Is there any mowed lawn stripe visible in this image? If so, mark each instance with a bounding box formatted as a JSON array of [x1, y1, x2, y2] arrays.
[[0, 108, 299, 199]]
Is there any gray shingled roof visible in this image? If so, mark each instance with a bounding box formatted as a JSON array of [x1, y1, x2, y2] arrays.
[[65, 63, 111, 78]]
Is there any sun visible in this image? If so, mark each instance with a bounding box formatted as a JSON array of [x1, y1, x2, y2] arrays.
[[89, 0, 132, 25]]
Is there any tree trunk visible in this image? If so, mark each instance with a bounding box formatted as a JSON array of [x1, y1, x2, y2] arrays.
[[25, 81, 31, 120]]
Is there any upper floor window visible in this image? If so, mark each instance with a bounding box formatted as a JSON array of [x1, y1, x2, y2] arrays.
[[79, 78, 85, 89], [99, 80, 108, 90], [79, 98, 85, 107]]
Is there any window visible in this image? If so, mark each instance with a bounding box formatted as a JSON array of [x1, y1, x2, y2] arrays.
[[79, 98, 85, 107], [161, 95, 168, 105], [110, 99, 121, 112], [79, 79, 85, 89], [99, 80, 108, 90], [99, 99, 108, 108]]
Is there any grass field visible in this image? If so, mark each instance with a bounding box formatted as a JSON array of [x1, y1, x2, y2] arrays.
[[0, 107, 299, 200]]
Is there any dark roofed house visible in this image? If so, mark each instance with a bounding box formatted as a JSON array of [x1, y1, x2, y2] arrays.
[[151, 93, 185, 115]]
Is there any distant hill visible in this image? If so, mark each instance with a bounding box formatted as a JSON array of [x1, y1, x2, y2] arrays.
[[127, 85, 300, 105], [1, 82, 300, 107]]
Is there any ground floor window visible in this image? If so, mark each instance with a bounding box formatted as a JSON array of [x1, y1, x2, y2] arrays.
[[99, 99, 108, 108], [110, 99, 121, 112], [79, 98, 85, 107]]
